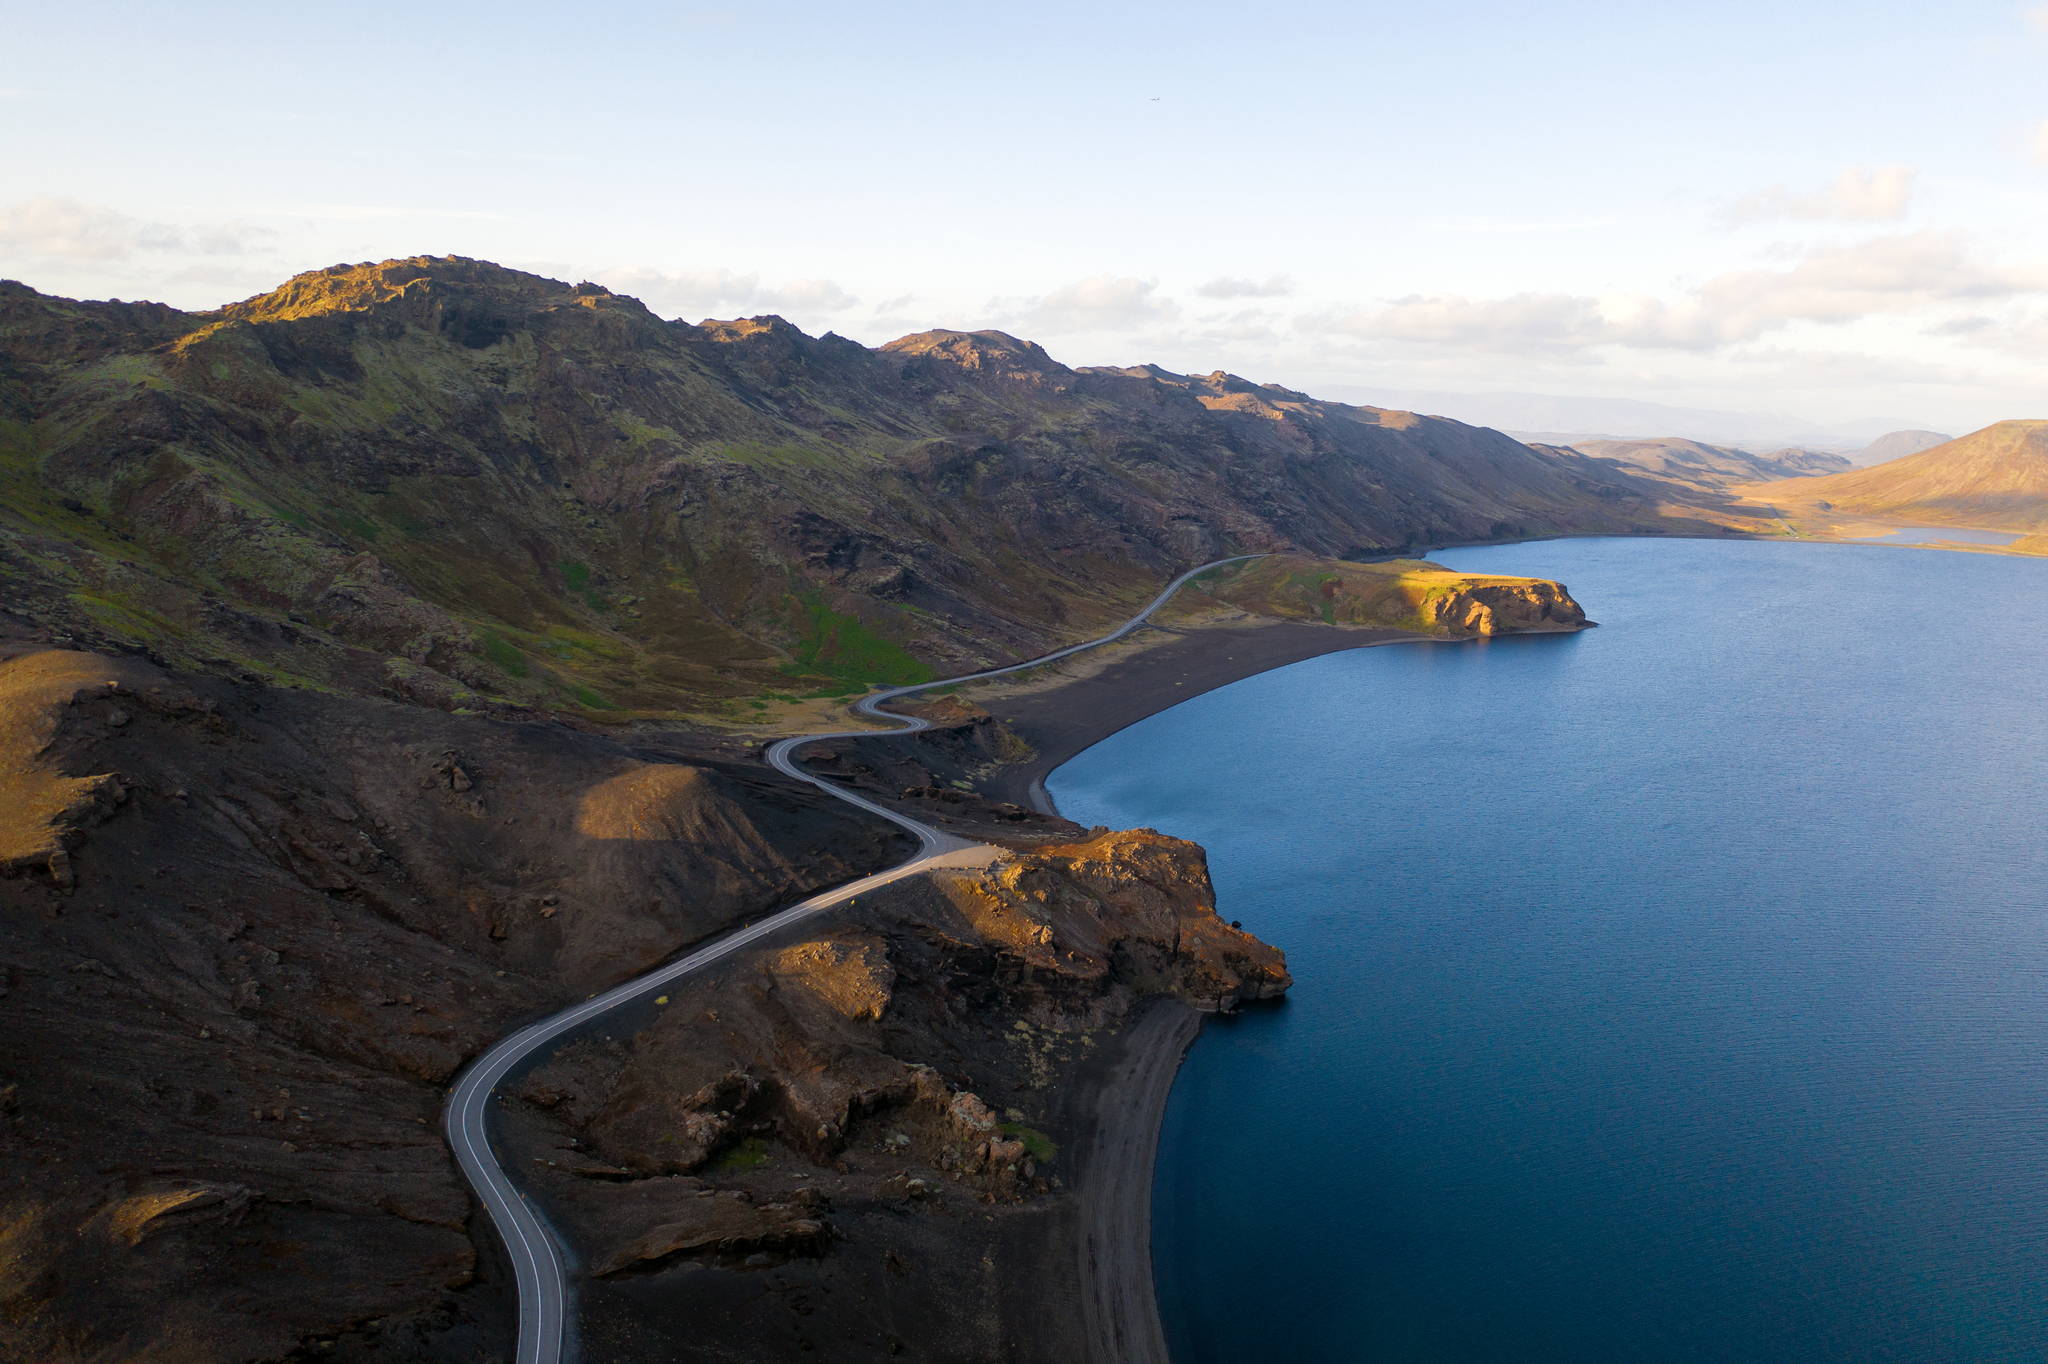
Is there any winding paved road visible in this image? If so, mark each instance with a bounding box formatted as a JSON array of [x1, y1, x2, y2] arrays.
[[444, 555, 1261, 1364]]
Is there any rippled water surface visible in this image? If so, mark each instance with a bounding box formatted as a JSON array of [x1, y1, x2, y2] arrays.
[[1048, 538, 2048, 1364]]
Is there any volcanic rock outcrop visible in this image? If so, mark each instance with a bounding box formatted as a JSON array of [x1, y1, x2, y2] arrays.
[[498, 829, 1289, 1358], [522, 829, 1286, 1187]]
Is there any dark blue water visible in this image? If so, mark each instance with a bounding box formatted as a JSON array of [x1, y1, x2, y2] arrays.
[[1047, 538, 2048, 1364]]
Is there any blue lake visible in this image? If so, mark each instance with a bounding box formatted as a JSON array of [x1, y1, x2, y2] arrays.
[[1047, 538, 2048, 1364]]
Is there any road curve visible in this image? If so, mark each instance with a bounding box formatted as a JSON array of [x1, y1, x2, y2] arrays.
[[444, 554, 1262, 1364]]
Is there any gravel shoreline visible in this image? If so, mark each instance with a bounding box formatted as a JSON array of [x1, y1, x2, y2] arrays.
[[1072, 1001, 1204, 1364], [963, 617, 1424, 813], [952, 619, 1393, 1359]]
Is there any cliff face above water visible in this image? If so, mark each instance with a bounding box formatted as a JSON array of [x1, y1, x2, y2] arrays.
[[3, 256, 1681, 721], [500, 828, 1288, 1359], [527, 828, 1285, 1185], [1175, 554, 1591, 636]]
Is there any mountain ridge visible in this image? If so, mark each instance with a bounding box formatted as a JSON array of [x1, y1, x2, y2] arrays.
[[0, 255, 1725, 721], [1748, 420, 2048, 533]]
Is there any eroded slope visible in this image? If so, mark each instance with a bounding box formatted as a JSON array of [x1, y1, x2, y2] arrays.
[[0, 634, 907, 1363]]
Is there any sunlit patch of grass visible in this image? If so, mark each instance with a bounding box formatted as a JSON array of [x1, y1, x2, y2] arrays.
[[569, 683, 618, 710], [542, 625, 626, 661], [785, 591, 932, 686], [706, 1136, 770, 1172], [998, 1123, 1057, 1164]]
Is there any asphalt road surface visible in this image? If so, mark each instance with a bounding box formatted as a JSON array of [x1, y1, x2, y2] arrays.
[[444, 555, 1261, 1364]]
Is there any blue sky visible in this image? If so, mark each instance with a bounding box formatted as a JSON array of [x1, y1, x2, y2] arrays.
[[5, 0, 2047, 431]]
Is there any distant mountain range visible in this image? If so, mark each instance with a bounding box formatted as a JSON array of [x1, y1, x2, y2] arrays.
[[1847, 429, 1953, 466], [1562, 438, 1852, 489], [1321, 386, 1927, 454], [1752, 421, 2048, 535]]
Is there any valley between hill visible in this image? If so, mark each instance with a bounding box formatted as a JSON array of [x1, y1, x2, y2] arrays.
[[1741, 420, 2048, 552]]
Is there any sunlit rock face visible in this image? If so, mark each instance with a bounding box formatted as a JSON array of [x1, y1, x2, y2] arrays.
[[531, 828, 1289, 1191]]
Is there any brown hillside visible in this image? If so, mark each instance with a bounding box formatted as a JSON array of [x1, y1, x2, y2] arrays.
[[2, 256, 1729, 723], [1573, 437, 1850, 491], [1748, 420, 2048, 532]]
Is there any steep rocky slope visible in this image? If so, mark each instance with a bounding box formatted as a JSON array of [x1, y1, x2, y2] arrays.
[[1749, 420, 2048, 532], [500, 828, 1287, 1360], [2, 256, 1707, 723], [0, 632, 911, 1363]]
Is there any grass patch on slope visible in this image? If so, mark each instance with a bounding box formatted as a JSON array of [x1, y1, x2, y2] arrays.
[[558, 559, 608, 611], [998, 1123, 1057, 1164], [706, 1136, 770, 1172], [786, 591, 932, 686], [481, 633, 528, 677]]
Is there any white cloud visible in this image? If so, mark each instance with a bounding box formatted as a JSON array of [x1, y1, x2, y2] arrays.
[[768, 277, 856, 312], [1006, 275, 1180, 332], [0, 197, 175, 260], [1425, 217, 1620, 234], [0, 196, 272, 262], [1197, 274, 1294, 299], [2033, 119, 2048, 166], [1190, 309, 1280, 342], [2027, 4, 2048, 32], [1726, 164, 1918, 223], [188, 220, 276, 256], [1922, 307, 2048, 355], [261, 203, 512, 222], [598, 265, 856, 319], [1303, 231, 2048, 356], [1306, 292, 1611, 355], [1721, 346, 1972, 388]]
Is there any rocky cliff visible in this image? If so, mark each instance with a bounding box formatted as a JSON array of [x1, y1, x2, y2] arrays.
[[499, 829, 1288, 1358], [1183, 553, 1591, 636]]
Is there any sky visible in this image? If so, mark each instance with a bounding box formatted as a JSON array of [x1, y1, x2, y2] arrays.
[[4, 0, 2048, 433]]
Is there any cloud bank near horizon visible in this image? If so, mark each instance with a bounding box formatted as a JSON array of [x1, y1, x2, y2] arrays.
[[9, 0, 2048, 434]]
